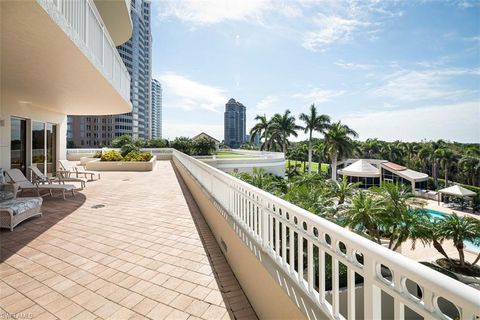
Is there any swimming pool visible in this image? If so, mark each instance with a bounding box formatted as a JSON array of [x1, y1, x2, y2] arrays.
[[425, 209, 480, 253]]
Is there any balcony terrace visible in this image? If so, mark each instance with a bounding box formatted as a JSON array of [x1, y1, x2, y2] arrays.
[[0, 162, 256, 320], [1, 151, 479, 320]]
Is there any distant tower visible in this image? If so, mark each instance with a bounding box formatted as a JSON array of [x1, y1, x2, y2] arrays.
[[151, 79, 162, 138], [224, 98, 246, 148], [68, 0, 152, 146]]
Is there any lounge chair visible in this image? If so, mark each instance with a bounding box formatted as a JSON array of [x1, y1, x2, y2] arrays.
[[5, 169, 76, 200], [0, 183, 43, 231], [58, 160, 100, 180], [29, 166, 86, 189]]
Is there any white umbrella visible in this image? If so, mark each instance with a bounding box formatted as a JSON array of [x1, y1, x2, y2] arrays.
[[437, 185, 476, 206]]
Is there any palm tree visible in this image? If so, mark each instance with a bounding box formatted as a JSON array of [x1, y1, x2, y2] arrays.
[[459, 155, 480, 186], [380, 142, 404, 164], [370, 182, 427, 250], [237, 168, 273, 190], [299, 104, 330, 174], [340, 191, 383, 244], [328, 176, 360, 205], [362, 138, 381, 159], [269, 110, 302, 155], [313, 140, 326, 174], [410, 216, 451, 262], [437, 213, 480, 268], [434, 148, 457, 187], [323, 121, 358, 181], [250, 114, 271, 151]]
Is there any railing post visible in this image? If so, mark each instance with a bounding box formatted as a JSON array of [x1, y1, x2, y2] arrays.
[[318, 247, 325, 304], [332, 257, 339, 318], [261, 198, 268, 249], [347, 266, 356, 320], [307, 240, 314, 294], [364, 258, 382, 320], [393, 272, 404, 320]]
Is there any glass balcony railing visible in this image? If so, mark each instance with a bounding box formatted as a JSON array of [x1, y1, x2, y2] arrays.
[[38, 0, 131, 103]]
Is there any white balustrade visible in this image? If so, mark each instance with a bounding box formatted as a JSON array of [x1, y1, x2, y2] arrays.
[[65, 147, 480, 319], [39, 0, 131, 103], [170, 149, 480, 320]]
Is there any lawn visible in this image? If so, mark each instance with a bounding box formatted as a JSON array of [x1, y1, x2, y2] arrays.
[[214, 151, 257, 158], [286, 160, 329, 173]]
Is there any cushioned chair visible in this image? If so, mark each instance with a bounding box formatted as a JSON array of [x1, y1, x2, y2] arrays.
[[0, 183, 43, 231]]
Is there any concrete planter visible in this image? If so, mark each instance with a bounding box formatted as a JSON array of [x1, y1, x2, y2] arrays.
[[80, 157, 98, 166], [85, 156, 156, 171]]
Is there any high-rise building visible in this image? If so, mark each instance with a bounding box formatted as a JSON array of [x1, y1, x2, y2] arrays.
[[151, 79, 162, 139], [68, 0, 152, 147], [224, 98, 246, 148]]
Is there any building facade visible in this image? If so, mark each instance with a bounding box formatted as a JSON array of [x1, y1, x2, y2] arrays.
[[68, 0, 152, 147], [224, 98, 246, 148], [1, 0, 132, 174], [151, 79, 162, 139]]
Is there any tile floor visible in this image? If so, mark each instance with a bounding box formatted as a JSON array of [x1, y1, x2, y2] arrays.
[[0, 161, 257, 320]]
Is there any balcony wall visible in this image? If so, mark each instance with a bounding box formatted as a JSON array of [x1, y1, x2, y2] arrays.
[[0, 0, 131, 117], [93, 0, 132, 45]]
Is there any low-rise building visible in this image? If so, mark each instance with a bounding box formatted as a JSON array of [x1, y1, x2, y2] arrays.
[[337, 159, 428, 190]]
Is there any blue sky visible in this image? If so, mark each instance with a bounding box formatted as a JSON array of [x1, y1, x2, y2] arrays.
[[151, 0, 480, 143]]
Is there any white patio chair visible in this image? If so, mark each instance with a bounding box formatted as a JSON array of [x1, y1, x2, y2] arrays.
[[29, 166, 86, 189], [58, 160, 100, 181], [5, 169, 76, 200]]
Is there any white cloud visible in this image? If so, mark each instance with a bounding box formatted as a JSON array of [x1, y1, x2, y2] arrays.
[[255, 95, 278, 111], [335, 59, 374, 70], [158, 72, 227, 112], [302, 14, 368, 51], [342, 102, 480, 143], [371, 68, 479, 102], [157, 0, 271, 25], [293, 88, 346, 104], [157, 0, 404, 51]]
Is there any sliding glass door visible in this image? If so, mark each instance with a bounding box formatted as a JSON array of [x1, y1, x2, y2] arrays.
[[32, 121, 46, 174], [32, 121, 57, 176], [46, 123, 57, 175], [10, 118, 27, 174]]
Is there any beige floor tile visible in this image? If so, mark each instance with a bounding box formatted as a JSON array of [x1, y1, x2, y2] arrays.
[[0, 162, 257, 320]]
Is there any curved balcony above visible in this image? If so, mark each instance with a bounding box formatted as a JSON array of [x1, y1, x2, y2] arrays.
[[0, 0, 131, 116], [93, 0, 133, 45]]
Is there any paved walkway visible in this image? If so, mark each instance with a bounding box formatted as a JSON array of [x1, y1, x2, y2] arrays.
[[0, 161, 257, 320]]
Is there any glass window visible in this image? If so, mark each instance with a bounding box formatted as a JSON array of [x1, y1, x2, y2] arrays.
[[32, 121, 45, 174], [10, 118, 27, 174], [46, 123, 56, 175]]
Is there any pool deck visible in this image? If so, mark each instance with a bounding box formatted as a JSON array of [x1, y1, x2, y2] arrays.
[[0, 161, 257, 320], [402, 199, 479, 264], [423, 199, 480, 220]]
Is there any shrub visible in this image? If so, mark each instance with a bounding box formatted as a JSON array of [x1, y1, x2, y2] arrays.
[[192, 137, 216, 155], [120, 143, 139, 157], [123, 151, 153, 162], [171, 137, 193, 155], [101, 150, 123, 161], [111, 134, 133, 148], [146, 138, 169, 148], [93, 152, 102, 158]]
